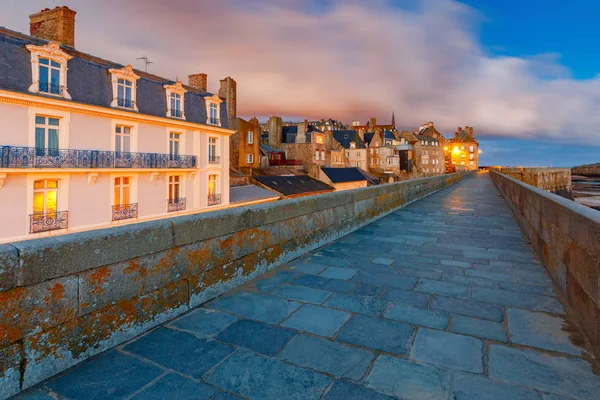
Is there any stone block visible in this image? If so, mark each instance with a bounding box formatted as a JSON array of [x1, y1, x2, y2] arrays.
[[205, 350, 331, 400], [488, 345, 600, 398], [471, 287, 564, 314], [289, 262, 327, 275], [216, 319, 296, 356], [566, 241, 598, 302], [320, 279, 357, 293], [23, 280, 188, 389], [13, 220, 174, 286], [278, 334, 374, 380], [365, 356, 450, 399], [281, 304, 350, 337], [499, 281, 555, 296], [130, 373, 217, 400], [255, 271, 299, 293], [353, 271, 417, 290], [292, 274, 329, 288], [451, 315, 507, 342], [319, 266, 357, 280], [272, 285, 332, 304], [384, 289, 430, 307], [353, 284, 387, 298], [507, 309, 582, 355], [0, 342, 21, 400], [46, 351, 163, 400], [452, 372, 539, 400], [336, 314, 414, 355], [0, 244, 19, 292], [411, 329, 483, 373], [443, 274, 499, 289], [415, 279, 470, 299], [125, 327, 233, 377], [0, 276, 78, 346], [280, 209, 335, 242], [465, 269, 518, 283], [324, 381, 395, 400], [385, 303, 449, 329], [324, 293, 388, 316], [207, 292, 301, 324], [169, 308, 237, 337]]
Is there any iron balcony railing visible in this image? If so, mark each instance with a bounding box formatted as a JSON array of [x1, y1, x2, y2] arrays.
[[39, 82, 64, 96], [112, 203, 138, 221], [207, 193, 221, 206], [208, 155, 220, 164], [30, 211, 68, 233], [0, 146, 197, 169], [117, 98, 136, 108], [167, 197, 186, 212]]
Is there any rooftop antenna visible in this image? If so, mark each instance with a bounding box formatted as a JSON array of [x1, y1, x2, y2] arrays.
[[136, 56, 153, 72]]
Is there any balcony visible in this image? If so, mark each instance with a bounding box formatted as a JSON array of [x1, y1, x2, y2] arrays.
[[117, 98, 136, 109], [208, 155, 221, 164], [30, 211, 68, 233], [0, 146, 197, 169], [207, 193, 221, 206], [167, 197, 186, 212], [112, 203, 138, 221], [39, 82, 64, 96]]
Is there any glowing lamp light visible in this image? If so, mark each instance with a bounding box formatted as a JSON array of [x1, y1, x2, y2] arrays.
[[452, 147, 460, 154], [443, 146, 448, 151], [478, 149, 482, 154]]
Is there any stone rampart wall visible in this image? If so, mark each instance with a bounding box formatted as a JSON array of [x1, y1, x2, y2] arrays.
[[0, 172, 472, 399], [491, 167, 572, 194], [490, 170, 600, 355]]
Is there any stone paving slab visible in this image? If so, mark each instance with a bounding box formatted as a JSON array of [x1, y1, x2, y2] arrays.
[[21, 173, 600, 400]]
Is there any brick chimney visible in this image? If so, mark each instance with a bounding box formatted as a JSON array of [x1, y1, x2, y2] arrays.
[[188, 73, 208, 91], [29, 6, 76, 47], [219, 77, 237, 130], [267, 116, 282, 148]]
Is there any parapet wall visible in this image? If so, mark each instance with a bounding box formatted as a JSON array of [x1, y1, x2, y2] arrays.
[[491, 167, 572, 198], [0, 171, 471, 399], [490, 170, 600, 354]]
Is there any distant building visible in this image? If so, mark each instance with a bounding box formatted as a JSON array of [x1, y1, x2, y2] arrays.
[[445, 126, 479, 170], [231, 117, 262, 174], [365, 130, 401, 177], [253, 175, 334, 198], [351, 114, 396, 138], [412, 122, 446, 176], [229, 184, 280, 206], [332, 130, 368, 170], [319, 167, 368, 191], [0, 6, 233, 243], [307, 118, 347, 132]]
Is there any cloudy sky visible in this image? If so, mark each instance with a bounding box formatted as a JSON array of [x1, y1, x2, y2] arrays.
[[1, 0, 598, 166]]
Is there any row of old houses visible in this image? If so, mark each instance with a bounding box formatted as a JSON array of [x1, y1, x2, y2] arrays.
[[0, 5, 479, 243]]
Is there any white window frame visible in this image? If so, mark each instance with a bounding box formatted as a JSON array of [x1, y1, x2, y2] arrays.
[[164, 81, 187, 119], [205, 94, 223, 126], [109, 65, 140, 111], [247, 131, 254, 144], [110, 173, 138, 209], [167, 174, 186, 201], [208, 136, 219, 163], [26, 42, 72, 99], [246, 154, 254, 164], [111, 120, 138, 152]]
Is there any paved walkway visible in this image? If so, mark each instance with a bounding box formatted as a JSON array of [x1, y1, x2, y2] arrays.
[[21, 172, 600, 400]]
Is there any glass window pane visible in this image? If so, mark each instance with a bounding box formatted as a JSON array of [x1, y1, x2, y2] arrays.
[[33, 192, 45, 214], [34, 180, 44, 189], [125, 86, 131, 100], [115, 177, 121, 185], [40, 58, 49, 65], [123, 186, 130, 204], [46, 190, 57, 213], [39, 65, 49, 82], [50, 68, 60, 85], [123, 135, 130, 152], [35, 116, 45, 125], [48, 129, 59, 151], [118, 85, 124, 99], [35, 127, 45, 149], [46, 180, 58, 189], [123, 177, 129, 185], [123, 126, 130, 134], [49, 118, 59, 126], [114, 186, 120, 206], [51, 60, 60, 68], [115, 136, 121, 153]]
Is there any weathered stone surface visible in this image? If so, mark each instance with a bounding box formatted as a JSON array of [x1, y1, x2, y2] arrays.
[[124, 327, 234, 377], [366, 356, 450, 399], [0, 276, 78, 346], [278, 334, 374, 379], [324, 293, 388, 316], [431, 296, 504, 321], [47, 351, 163, 400], [353, 271, 417, 289], [507, 309, 583, 355], [472, 287, 565, 314], [14, 220, 174, 286], [415, 279, 470, 299], [451, 315, 507, 342], [385, 303, 449, 329], [282, 304, 350, 337], [336, 315, 414, 355], [255, 271, 299, 292], [452, 372, 540, 400], [488, 345, 600, 398], [319, 266, 358, 280], [207, 292, 301, 324], [0, 244, 19, 292], [0, 342, 20, 400], [411, 329, 483, 373], [216, 319, 296, 356], [273, 285, 333, 304], [324, 381, 395, 400], [384, 289, 430, 307], [205, 350, 331, 400], [130, 373, 217, 400], [169, 308, 237, 337]]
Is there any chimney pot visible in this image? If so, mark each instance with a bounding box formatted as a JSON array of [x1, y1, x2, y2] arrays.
[[29, 6, 76, 47]]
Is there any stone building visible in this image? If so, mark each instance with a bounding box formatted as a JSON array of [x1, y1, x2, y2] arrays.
[[231, 117, 262, 174], [445, 126, 479, 170], [332, 130, 368, 170], [364, 130, 401, 177], [0, 6, 233, 243], [308, 118, 347, 132], [351, 114, 396, 138]]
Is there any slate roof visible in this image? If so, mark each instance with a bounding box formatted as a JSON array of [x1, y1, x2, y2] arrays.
[[0, 27, 229, 128], [253, 175, 333, 196], [321, 168, 367, 183], [281, 125, 322, 144], [415, 134, 440, 143], [229, 185, 280, 204], [384, 130, 396, 141], [363, 132, 376, 145], [332, 130, 366, 149]]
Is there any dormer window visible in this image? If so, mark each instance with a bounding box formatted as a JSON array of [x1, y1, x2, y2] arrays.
[[164, 81, 187, 119], [26, 42, 72, 98], [109, 65, 140, 111], [205, 94, 223, 126], [350, 142, 356, 149]]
